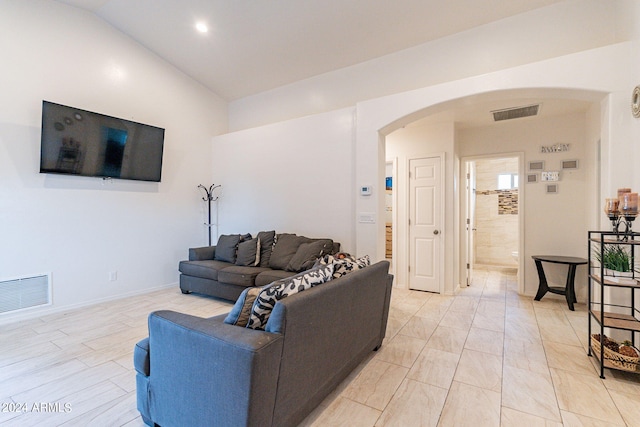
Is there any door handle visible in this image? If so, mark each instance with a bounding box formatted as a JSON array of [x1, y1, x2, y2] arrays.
[[433, 230, 440, 235]]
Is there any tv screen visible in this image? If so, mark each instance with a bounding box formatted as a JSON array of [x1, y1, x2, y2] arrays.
[[40, 101, 165, 182]]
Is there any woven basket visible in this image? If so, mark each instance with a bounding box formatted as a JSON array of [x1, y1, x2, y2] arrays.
[[591, 335, 639, 372]]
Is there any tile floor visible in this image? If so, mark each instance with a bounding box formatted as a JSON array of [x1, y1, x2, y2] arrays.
[[1, 266, 639, 426]]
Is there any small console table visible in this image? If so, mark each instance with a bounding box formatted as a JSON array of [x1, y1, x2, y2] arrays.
[[532, 255, 588, 311]]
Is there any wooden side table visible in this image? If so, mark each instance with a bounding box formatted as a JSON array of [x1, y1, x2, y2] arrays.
[[532, 255, 588, 311]]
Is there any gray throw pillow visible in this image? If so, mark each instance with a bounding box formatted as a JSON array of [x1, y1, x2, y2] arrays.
[[224, 285, 267, 327], [214, 234, 241, 263], [235, 238, 260, 266], [257, 230, 276, 267], [269, 234, 307, 271], [286, 239, 333, 272]]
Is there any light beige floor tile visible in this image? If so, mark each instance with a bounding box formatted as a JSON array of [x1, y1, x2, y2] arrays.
[[608, 389, 640, 427], [12, 361, 128, 404], [503, 337, 549, 375], [308, 396, 381, 427], [407, 347, 459, 389], [341, 359, 408, 411], [505, 305, 537, 324], [453, 349, 502, 392], [425, 325, 468, 354], [560, 410, 624, 427], [502, 365, 561, 422], [472, 310, 505, 332], [7, 380, 127, 427], [476, 299, 505, 317], [504, 319, 541, 344], [549, 368, 625, 425], [438, 310, 474, 331], [543, 341, 594, 375], [384, 315, 405, 339], [53, 392, 139, 427], [414, 297, 452, 322], [376, 379, 447, 427], [375, 334, 426, 368], [601, 369, 640, 394], [437, 381, 500, 427], [448, 296, 479, 313], [397, 316, 438, 341], [535, 307, 572, 328], [464, 327, 503, 356], [501, 407, 563, 426], [538, 322, 582, 346]]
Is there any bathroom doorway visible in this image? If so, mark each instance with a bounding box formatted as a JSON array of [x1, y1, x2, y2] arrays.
[[464, 155, 521, 286]]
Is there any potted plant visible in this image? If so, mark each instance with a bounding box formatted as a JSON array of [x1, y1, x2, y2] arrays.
[[595, 244, 636, 283]]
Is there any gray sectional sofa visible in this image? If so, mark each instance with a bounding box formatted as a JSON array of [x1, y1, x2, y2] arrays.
[[135, 260, 393, 427], [179, 231, 339, 301]]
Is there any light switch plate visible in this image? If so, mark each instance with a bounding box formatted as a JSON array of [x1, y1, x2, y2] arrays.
[[358, 213, 375, 223]]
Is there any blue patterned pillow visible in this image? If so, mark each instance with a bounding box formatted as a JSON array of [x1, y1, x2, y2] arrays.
[[246, 263, 334, 330]]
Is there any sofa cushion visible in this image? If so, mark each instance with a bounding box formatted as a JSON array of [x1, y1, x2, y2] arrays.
[[246, 263, 334, 330], [235, 238, 260, 266], [285, 239, 334, 272], [224, 286, 267, 327], [218, 266, 273, 287], [178, 260, 234, 281], [214, 234, 241, 263], [269, 234, 308, 270], [256, 230, 276, 268], [255, 269, 295, 287]]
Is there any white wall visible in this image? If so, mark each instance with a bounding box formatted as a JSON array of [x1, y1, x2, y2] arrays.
[[211, 108, 356, 251], [0, 0, 227, 322], [229, 0, 631, 131]]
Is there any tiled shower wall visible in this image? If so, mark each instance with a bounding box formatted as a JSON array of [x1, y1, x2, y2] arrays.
[[474, 157, 519, 266]]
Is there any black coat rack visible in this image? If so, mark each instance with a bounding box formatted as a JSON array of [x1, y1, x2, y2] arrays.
[[198, 184, 221, 246]]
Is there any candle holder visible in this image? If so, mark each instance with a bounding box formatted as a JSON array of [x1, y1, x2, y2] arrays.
[[606, 195, 638, 240], [621, 213, 638, 240], [607, 212, 637, 241]]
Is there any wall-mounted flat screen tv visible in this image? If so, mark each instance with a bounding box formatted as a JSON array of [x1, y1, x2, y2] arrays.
[[40, 101, 165, 182]]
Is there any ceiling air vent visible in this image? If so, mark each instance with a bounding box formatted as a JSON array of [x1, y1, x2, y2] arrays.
[[491, 104, 540, 122]]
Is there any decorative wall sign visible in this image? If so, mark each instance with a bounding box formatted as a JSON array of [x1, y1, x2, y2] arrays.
[[527, 173, 538, 183], [540, 143, 570, 153], [541, 171, 560, 182], [546, 184, 559, 194], [528, 160, 544, 171], [562, 159, 579, 170]]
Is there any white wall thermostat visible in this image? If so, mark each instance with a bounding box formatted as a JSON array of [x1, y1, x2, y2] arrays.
[[360, 185, 372, 196]]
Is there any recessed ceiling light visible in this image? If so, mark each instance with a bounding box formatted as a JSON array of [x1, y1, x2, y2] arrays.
[[195, 22, 208, 33]]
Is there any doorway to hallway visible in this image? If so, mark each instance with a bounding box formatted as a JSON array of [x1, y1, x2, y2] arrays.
[[464, 155, 521, 287]]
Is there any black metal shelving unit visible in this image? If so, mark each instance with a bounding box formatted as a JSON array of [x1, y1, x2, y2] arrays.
[[588, 230, 640, 378]]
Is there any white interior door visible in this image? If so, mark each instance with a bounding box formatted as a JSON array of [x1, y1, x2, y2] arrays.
[[409, 156, 442, 293], [466, 161, 476, 286]]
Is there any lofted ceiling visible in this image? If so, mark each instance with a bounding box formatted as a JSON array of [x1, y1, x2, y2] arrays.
[[55, 0, 565, 102]]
